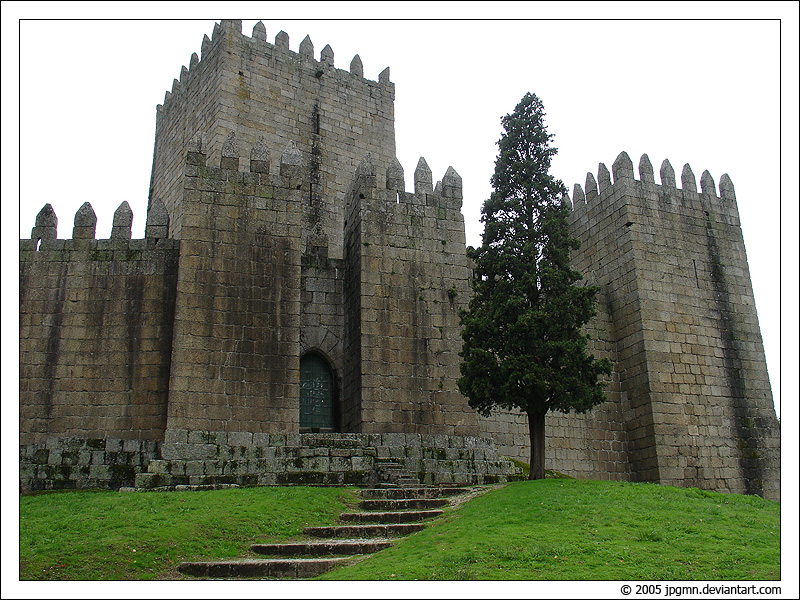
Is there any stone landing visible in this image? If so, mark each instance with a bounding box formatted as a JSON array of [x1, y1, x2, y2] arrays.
[[134, 431, 522, 490]]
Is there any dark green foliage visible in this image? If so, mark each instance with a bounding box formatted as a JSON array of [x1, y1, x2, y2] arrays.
[[458, 93, 612, 478]]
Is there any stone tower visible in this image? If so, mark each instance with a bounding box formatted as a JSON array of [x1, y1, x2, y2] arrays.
[[562, 152, 780, 498], [149, 19, 395, 260]]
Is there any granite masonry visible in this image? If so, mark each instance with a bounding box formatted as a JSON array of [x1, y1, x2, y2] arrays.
[[19, 20, 779, 499]]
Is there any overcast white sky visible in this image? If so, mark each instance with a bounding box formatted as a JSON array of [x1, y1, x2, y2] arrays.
[[2, 3, 799, 596]]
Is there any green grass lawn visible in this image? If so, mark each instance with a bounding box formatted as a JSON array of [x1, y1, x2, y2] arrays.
[[18, 479, 779, 581], [319, 479, 780, 581], [19, 486, 358, 580]]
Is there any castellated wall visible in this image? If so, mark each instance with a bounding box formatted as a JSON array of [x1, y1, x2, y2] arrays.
[[343, 154, 479, 435], [164, 135, 304, 435], [20, 201, 177, 446], [19, 202, 176, 490], [150, 18, 396, 260], [566, 152, 779, 499]]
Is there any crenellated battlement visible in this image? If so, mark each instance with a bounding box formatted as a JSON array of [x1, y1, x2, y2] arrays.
[[563, 149, 778, 499], [343, 152, 465, 249], [156, 19, 393, 117], [181, 130, 310, 182], [180, 131, 465, 228], [24, 199, 172, 251], [569, 151, 737, 214], [348, 153, 462, 204]]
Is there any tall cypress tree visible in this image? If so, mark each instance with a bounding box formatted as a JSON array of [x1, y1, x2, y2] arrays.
[[458, 92, 613, 480]]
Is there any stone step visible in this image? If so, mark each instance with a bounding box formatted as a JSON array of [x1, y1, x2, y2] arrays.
[[438, 486, 472, 496], [339, 509, 443, 523], [304, 523, 426, 538], [360, 486, 468, 499], [359, 498, 448, 511], [178, 557, 351, 579], [250, 539, 393, 556], [393, 476, 421, 486]]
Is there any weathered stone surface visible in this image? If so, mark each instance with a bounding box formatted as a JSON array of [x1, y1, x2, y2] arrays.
[[551, 150, 780, 499], [350, 54, 363, 77], [145, 199, 169, 238], [386, 157, 405, 191], [700, 169, 716, 195], [681, 163, 697, 192], [111, 201, 133, 239], [274, 30, 289, 50], [660, 158, 676, 187], [612, 151, 634, 183], [299, 35, 314, 59], [597, 163, 612, 194], [320, 44, 334, 67], [639, 153, 655, 183], [72, 202, 97, 239], [252, 21, 266, 42], [413, 157, 433, 195], [585, 172, 598, 201], [720, 173, 736, 200], [32, 204, 58, 243], [220, 131, 239, 171], [572, 183, 585, 206]]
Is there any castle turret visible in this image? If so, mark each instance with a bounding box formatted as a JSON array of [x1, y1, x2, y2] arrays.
[[563, 152, 779, 499], [343, 153, 476, 435]]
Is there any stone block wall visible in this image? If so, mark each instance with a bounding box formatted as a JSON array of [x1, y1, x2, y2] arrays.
[[342, 155, 479, 435], [300, 250, 346, 419], [134, 430, 520, 489], [150, 19, 396, 259], [543, 285, 630, 480], [567, 152, 780, 499], [164, 139, 304, 434], [19, 202, 178, 446], [19, 437, 161, 492]]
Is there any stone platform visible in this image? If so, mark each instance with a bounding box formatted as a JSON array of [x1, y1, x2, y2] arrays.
[[135, 430, 522, 490]]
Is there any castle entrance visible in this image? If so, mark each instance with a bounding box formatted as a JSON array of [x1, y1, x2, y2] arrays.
[[299, 352, 335, 432]]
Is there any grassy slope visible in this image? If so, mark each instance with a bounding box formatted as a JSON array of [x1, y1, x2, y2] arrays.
[[19, 486, 358, 580], [319, 479, 780, 581], [19, 479, 779, 581]]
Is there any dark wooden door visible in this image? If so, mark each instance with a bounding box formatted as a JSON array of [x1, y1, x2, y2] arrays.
[[299, 353, 334, 430]]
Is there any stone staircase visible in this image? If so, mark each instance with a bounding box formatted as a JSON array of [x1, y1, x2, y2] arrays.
[[371, 457, 421, 487], [177, 481, 472, 580]]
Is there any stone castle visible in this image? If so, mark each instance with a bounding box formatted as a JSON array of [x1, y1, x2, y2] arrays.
[[19, 20, 780, 499]]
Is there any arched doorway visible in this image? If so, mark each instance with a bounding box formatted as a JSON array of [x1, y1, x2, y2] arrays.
[[299, 352, 336, 432]]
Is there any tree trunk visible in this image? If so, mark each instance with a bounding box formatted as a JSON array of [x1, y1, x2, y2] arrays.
[[527, 410, 546, 480]]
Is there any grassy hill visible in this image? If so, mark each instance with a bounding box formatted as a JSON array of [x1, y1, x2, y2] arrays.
[[18, 479, 780, 581], [319, 479, 780, 580]]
